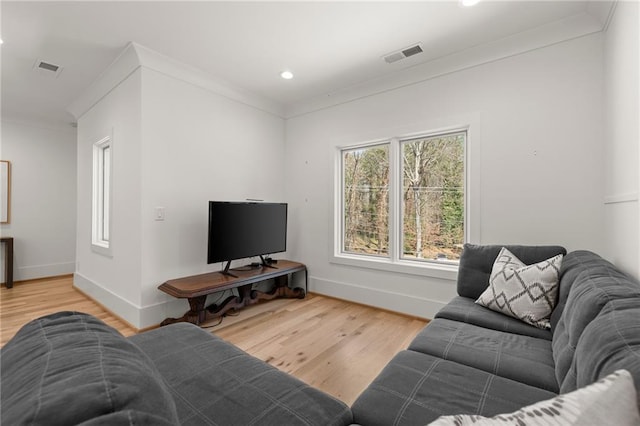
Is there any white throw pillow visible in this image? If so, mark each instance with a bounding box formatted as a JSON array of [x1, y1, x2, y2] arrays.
[[475, 247, 562, 329], [428, 369, 640, 426]]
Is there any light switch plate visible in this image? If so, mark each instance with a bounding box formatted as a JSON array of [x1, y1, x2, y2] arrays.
[[154, 207, 165, 221]]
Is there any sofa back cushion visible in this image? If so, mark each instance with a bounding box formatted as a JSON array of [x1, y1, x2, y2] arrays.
[[551, 251, 640, 392], [456, 244, 567, 299], [549, 251, 600, 331], [0, 311, 180, 426], [560, 299, 640, 410]]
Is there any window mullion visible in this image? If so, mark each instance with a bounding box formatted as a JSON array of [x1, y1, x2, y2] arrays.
[[388, 138, 400, 262]]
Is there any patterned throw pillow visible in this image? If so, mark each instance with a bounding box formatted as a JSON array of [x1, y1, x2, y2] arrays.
[[475, 247, 562, 329], [427, 369, 640, 426]]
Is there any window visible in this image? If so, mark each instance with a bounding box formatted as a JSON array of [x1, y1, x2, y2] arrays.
[[401, 133, 465, 262], [92, 136, 112, 255], [337, 130, 466, 270], [342, 144, 389, 256]]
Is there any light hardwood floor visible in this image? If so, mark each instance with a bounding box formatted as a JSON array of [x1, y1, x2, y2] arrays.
[[1, 276, 428, 405], [0, 275, 137, 346]]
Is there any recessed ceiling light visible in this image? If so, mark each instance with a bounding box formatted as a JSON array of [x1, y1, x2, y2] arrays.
[[280, 71, 294, 80], [0, 39, 3, 45], [460, 0, 481, 6]]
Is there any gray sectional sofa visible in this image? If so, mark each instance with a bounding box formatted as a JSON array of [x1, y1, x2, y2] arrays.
[[1, 312, 353, 426], [351, 245, 640, 425], [2, 245, 639, 425]]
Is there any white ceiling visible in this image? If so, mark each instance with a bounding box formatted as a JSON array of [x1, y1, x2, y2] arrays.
[[0, 1, 612, 127]]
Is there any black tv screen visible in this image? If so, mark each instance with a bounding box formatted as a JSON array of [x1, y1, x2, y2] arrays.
[[207, 201, 287, 264]]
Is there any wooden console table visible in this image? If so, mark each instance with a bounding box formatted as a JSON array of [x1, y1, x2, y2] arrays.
[[159, 260, 306, 326], [1, 237, 13, 289]]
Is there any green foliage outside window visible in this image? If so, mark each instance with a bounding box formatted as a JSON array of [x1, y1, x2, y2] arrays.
[[341, 132, 465, 263]]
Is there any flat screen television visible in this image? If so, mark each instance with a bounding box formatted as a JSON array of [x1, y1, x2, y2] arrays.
[[207, 201, 287, 274]]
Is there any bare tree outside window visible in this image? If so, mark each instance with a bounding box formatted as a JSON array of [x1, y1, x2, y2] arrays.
[[402, 133, 465, 261], [342, 144, 389, 256], [339, 130, 465, 265]]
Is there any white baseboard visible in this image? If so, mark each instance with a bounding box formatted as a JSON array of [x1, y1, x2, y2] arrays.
[[14, 262, 76, 281], [309, 276, 445, 320], [73, 273, 192, 329], [73, 273, 445, 329], [73, 272, 143, 328]]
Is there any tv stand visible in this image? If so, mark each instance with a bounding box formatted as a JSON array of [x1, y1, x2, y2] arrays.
[[158, 260, 306, 327]]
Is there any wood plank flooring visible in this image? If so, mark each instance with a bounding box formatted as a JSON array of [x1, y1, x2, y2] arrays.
[[214, 293, 427, 404], [0, 275, 137, 346], [0, 276, 428, 405]]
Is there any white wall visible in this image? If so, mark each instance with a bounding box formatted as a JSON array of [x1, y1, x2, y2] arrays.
[[285, 34, 605, 319], [138, 67, 286, 324], [603, 1, 640, 278], [0, 119, 76, 281], [75, 69, 144, 324], [73, 46, 286, 328]]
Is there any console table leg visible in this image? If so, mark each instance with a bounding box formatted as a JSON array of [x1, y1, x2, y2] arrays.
[[189, 297, 207, 324], [160, 295, 208, 326], [253, 274, 306, 302], [1, 237, 13, 289], [158, 261, 307, 327]]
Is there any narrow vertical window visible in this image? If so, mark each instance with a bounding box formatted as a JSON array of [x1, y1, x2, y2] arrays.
[[92, 136, 112, 255]]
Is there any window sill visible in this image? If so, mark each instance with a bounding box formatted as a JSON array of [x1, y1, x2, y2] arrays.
[[330, 253, 458, 281], [91, 243, 113, 258]]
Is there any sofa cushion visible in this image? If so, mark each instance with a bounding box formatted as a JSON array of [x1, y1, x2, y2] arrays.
[[351, 350, 556, 426], [456, 244, 566, 300], [435, 296, 552, 340], [475, 247, 562, 329], [129, 322, 353, 426], [550, 250, 629, 331], [551, 252, 640, 388], [408, 318, 558, 392], [559, 299, 640, 404], [0, 311, 180, 426], [429, 369, 640, 426]]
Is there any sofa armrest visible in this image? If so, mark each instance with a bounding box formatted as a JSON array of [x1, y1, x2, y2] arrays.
[[0, 311, 180, 426]]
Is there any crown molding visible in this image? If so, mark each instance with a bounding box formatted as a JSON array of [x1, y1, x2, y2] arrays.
[[1, 115, 77, 134], [67, 42, 285, 121], [587, 0, 617, 31], [285, 11, 606, 119], [133, 43, 285, 117], [66, 42, 141, 121]]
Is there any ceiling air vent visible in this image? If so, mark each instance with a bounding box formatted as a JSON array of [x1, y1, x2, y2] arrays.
[[33, 59, 63, 78], [383, 43, 424, 64]]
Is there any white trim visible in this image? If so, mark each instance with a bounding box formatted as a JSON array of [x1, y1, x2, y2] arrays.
[[73, 273, 194, 329], [67, 43, 141, 121], [91, 134, 113, 257], [309, 276, 448, 320], [68, 42, 284, 120], [330, 253, 458, 281], [14, 262, 76, 282], [74, 272, 141, 327], [587, 0, 617, 32], [134, 43, 284, 118], [333, 122, 477, 277], [0, 116, 77, 134], [285, 13, 603, 119], [604, 192, 639, 205]]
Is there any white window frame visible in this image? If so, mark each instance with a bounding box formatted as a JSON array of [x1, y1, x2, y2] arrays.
[[91, 135, 113, 257], [332, 125, 477, 280]]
